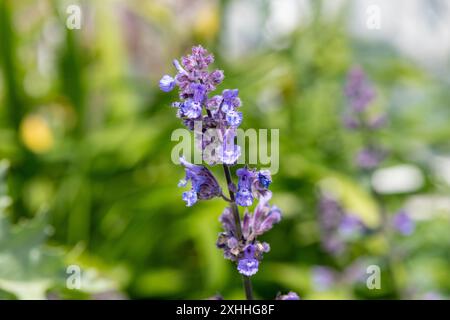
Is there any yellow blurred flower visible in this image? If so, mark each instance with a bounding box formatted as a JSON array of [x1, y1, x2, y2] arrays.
[[20, 114, 54, 153], [194, 5, 219, 40]]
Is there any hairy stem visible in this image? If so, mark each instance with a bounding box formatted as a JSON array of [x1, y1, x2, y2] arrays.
[[222, 164, 254, 300]]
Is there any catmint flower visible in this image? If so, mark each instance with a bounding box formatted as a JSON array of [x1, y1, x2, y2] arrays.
[[236, 167, 255, 207], [252, 170, 272, 201], [392, 210, 415, 235], [221, 89, 241, 113], [178, 99, 202, 119], [191, 83, 207, 103], [206, 95, 223, 114], [225, 110, 243, 127], [173, 45, 224, 101], [182, 45, 214, 71], [235, 168, 273, 206], [182, 190, 197, 207], [217, 128, 241, 165], [243, 199, 281, 241], [159, 75, 176, 92], [237, 244, 259, 276], [178, 156, 222, 206], [276, 292, 300, 300], [257, 171, 271, 189], [162, 46, 226, 132], [218, 202, 277, 275], [208, 70, 224, 88]]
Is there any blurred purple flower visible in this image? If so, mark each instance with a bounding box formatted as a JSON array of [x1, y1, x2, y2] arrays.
[[345, 66, 375, 112], [392, 210, 415, 235], [276, 291, 300, 300], [312, 266, 336, 291], [343, 115, 360, 130], [355, 147, 385, 169], [318, 194, 365, 254], [368, 113, 387, 130], [339, 214, 365, 239]]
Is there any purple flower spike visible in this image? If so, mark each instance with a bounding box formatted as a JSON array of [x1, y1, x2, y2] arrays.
[[276, 291, 300, 300], [182, 45, 214, 71], [159, 75, 176, 92], [392, 210, 415, 235], [172, 45, 224, 105], [161, 46, 286, 299]]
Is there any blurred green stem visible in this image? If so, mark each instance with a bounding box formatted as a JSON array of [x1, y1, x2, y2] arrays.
[[0, 0, 23, 129], [222, 164, 254, 300]]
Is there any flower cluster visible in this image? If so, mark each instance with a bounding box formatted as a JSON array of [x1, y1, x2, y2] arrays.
[[160, 45, 241, 165], [160, 46, 297, 299], [235, 167, 272, 207], [216, 198, 281, 276], [343, 66, 387, 170]]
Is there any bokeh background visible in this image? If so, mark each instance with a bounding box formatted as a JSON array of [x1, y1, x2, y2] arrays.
[[0, 0, 449, 300]]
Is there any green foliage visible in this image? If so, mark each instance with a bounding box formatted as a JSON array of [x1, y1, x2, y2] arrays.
[[0, 1, 448, 299]]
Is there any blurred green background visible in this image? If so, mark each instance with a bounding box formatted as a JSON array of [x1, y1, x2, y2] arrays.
[[0, 0, 449, 299]]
